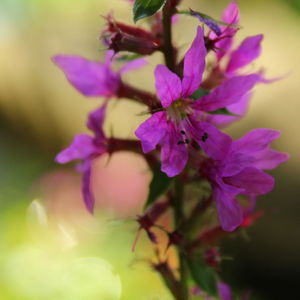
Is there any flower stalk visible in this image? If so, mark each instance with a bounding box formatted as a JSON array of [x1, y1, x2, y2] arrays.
[[52, 0, 289, 299], [162, 1, 176, 72]]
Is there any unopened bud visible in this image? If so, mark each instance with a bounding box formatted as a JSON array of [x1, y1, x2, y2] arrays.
[[109, 32, 160, 55], [102, 15, 162, 55]]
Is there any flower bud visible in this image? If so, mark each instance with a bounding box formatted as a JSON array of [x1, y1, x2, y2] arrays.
[[102, 15, 162, 55], [108, 31, 160, 55]]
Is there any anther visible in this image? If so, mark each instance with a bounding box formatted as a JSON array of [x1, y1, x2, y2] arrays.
[[177, 140, 185, 145], [185, 139, 190, 144], [180, 130, 186, 135], [191, 140, 201, 150], [201, 132, 208, 142]]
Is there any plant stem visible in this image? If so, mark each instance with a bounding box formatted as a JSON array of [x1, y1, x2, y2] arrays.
[[154, 262, 182, 299], [172, 178, 189, 300], [180, 196, 213, 234], [162, 1, 176, 72], [117, 82, 160, 109], [159, 3, 188, 299]]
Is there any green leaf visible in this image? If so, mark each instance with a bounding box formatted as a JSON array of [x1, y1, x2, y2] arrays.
[[190, 87, 209, 100], [116, 54, 143, 63], [133, 0, 166, 23], [186, 254, 218, 296], [145, 164, 174, 208], [208, 108, 238, 116]]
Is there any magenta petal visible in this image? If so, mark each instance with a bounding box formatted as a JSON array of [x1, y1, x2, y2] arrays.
[[199, 122, 232, 160], [182, 26, 206, 97], [155, 65, 182, 108], [104, 50, 115, 63], [214, 186, 243, 232], [135, 112, 168, 153], [193, 75, 258, 112], [227, 91, 251, 115], [119, 58, 147, 74], [205, 92, 251, 128], [52, 55, 119, 97], [222, 151, 255, 177], [253, 149, 289, 170], [87, 103, 107, 142], [55, 134, 98, 164], [160, 124, 188, 177], [218, 282, 232, 300], [215, 1, 240, 60], [233, 129, 281, 153], [199, 123, 232, 160], [187, 119, 232, 160], [224, 167, 275, 195], [222, 1, 240, 25], [226, 34, 264, 74], [81, 160, 94, 213], [257, 69, 289, 84]]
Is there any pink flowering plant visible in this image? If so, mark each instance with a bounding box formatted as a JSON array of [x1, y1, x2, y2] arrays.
[[52, 0, 288, 299]]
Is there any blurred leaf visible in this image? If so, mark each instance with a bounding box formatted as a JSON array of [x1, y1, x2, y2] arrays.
[[190, 87, 209, 100], [186, 254, 218, 296], [133, 0, 166, 23], [208, 108, 237, 116], [286, 0, 300, 14], [116, 54, 144, 63], [145, 164, 174, 208]]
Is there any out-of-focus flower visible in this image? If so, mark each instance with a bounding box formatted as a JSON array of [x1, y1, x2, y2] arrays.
[[218, 282, 252, 300], [210, 1, 240, 62], [136, 26, 257, 177], [202, 129, 289, 231], [201, 2, 265, 128], [52, 50, 146, 98], [218, 282, 232, 300], [225, 34, 263, 76], [207, 1, 266, 83], [56, 104, 108, 213]]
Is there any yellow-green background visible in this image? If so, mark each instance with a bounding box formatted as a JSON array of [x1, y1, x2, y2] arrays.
[[0, 0, 299, 299]]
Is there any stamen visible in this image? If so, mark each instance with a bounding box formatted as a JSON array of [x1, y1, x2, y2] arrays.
[[180, 130, 186, 135], [191, 140, 201, 150], [185, 139, 190, 144], [177, 140, 185, 145], [201, 132, 208, 142]]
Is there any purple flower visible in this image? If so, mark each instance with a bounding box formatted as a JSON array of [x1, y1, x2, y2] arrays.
[[56, 104, 108, 213], [204, 2, 264, 128], [52, 50, 146, 98], [218, 282, 252, 300], [211, 1, 263, 77], [135, 26, 259, 177], [225, 34, 263, 75], [211, 1, 240, 62], [218, 282, 233, 300], [202, 129, 289, 231]]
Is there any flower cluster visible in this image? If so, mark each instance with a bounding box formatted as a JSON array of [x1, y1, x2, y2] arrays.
[[52, 0, 288, 299], [53, 0, 288, 241]]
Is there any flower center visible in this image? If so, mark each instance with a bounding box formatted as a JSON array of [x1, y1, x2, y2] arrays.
[[167, 99, 193, 124]]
